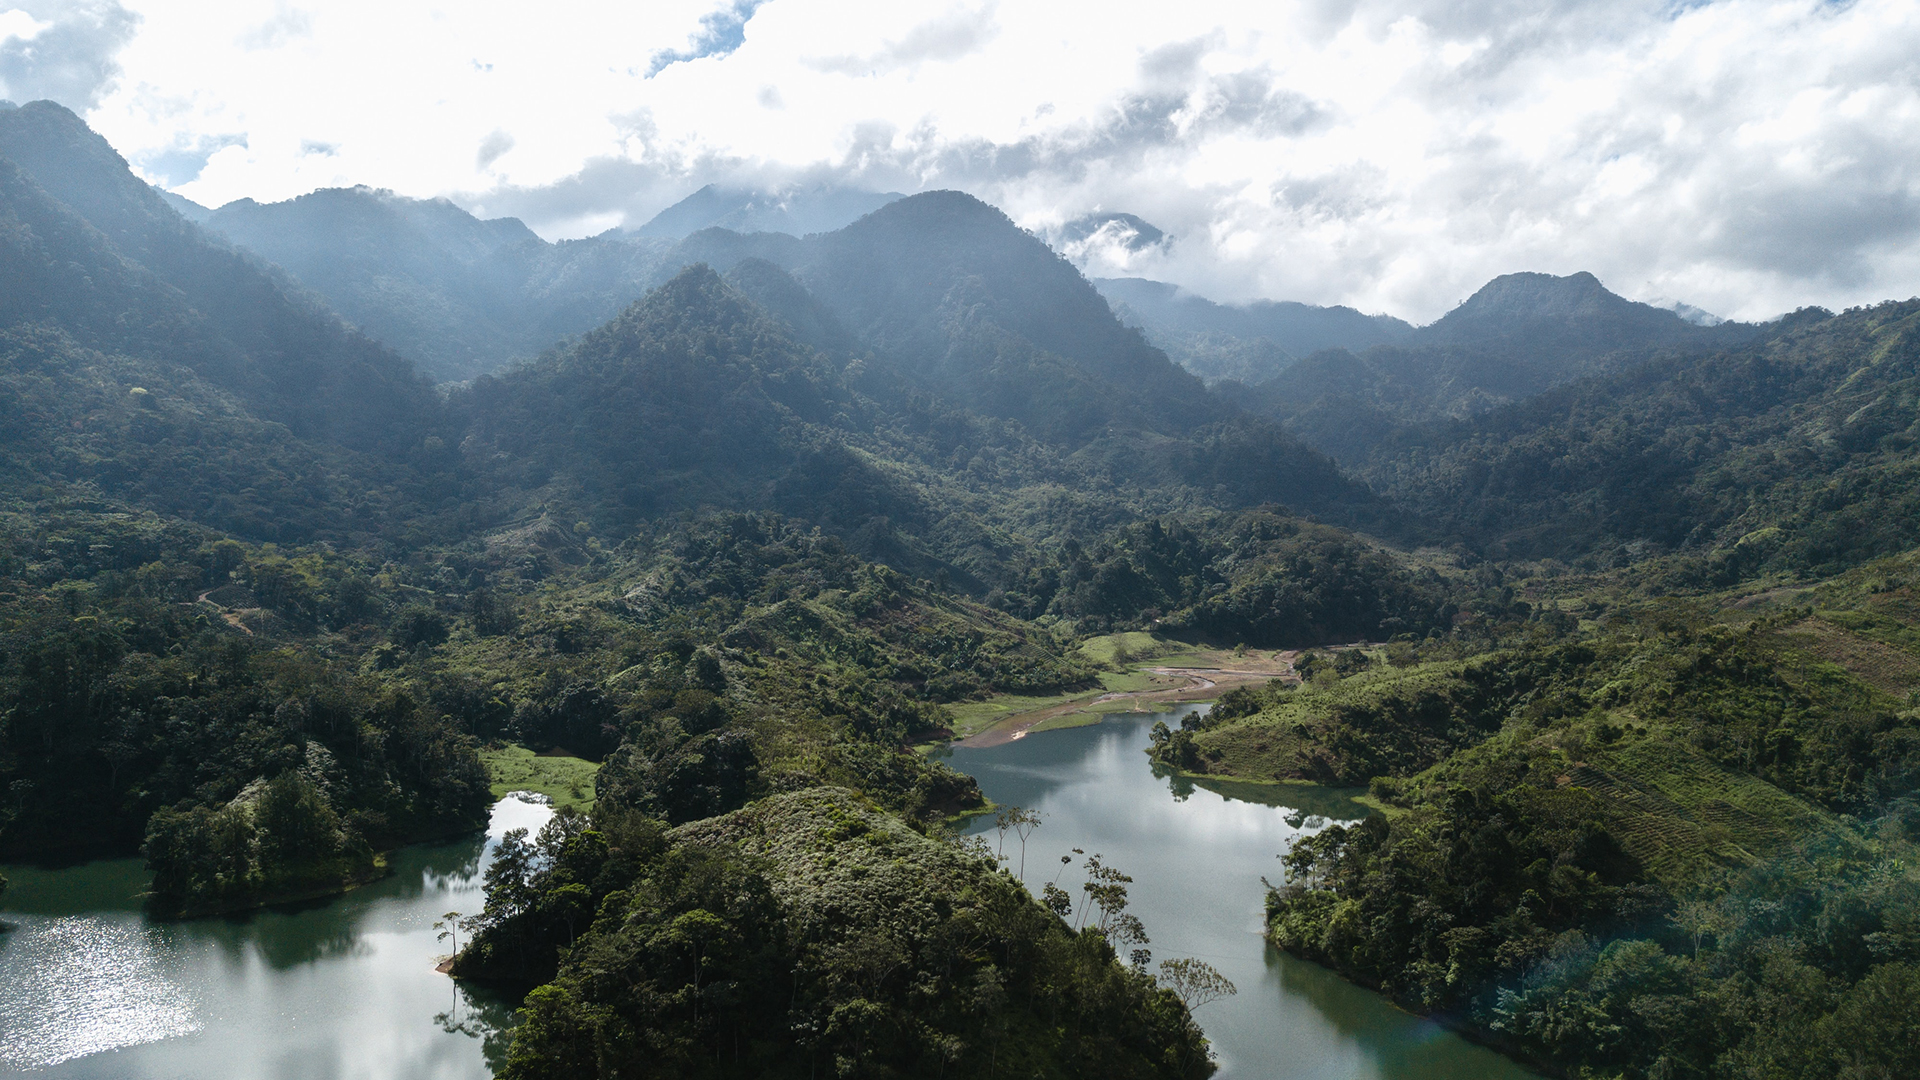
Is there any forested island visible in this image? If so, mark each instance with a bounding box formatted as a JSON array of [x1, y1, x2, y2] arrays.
[[2, 95, 1919, 1078]]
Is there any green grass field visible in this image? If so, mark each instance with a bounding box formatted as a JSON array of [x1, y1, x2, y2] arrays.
[[480, 745, 602, 811], [1077, 631, 1170, 666], [943, 668, 1210, 738]]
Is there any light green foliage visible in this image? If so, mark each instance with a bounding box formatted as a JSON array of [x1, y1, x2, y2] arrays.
[[1262, 598, 1920, 1079], [1153, 661, 1486, 784], [1080, 632, 1166, 667], [481, 746, 601, 811]]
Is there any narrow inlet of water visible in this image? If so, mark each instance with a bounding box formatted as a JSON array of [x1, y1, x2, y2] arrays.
[[941, 705, 1539, 1080]]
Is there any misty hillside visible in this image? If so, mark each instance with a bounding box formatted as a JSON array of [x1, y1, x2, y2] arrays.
[[7, 94, 1920, 1080], [1243, 271, 1769, 461], [629, 181, 903, 239], [198, 186, 677, 381], [1096, 276, 1415, 384], [0, 101, 442, 458], [1354, 301, 1920, 570]]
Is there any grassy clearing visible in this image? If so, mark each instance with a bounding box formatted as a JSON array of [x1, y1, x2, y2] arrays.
[[1077, 631, 1167, 667], [946, 692, 1098, 739], [480, 745, 601, 811], [944, 668, 1220, 739]]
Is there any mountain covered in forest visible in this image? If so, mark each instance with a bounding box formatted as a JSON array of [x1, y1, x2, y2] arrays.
[[1240, 271, 1771, 461], [5, 96, 1920, 1080], [1095, 276, 1415, 384]]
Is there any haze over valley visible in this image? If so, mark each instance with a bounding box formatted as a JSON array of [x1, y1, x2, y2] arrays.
[[4, 3, 1920, 1079]]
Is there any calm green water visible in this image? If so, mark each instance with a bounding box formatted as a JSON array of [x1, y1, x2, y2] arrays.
[[2, 716, 1538, 1079], [0, 798, 550, 1079], [943, 706, 1539, 1080]]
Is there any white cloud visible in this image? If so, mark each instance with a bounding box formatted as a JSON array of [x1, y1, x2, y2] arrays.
[[1, 1, 140, 109], [64, 0, 1920, 322], [0, 10, 52, 42]]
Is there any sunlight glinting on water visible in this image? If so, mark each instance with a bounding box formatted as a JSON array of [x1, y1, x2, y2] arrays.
[[0, 916, 201, 1070], [0, 797, 550, 1079]]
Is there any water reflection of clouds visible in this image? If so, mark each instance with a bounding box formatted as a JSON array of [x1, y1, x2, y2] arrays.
[[951, 710, 1536, 1080]]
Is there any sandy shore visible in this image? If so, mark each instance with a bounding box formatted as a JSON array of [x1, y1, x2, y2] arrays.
[[957, 660, 1298, 748]]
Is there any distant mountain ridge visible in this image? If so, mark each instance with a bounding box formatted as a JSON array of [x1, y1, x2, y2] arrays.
[[159, 182, 905, 383], [0, 100, 442, 458], [197, 185, 674, 381], [1244, 271, 1769, 461], [1415, 270, 1750, 356], [630, 182, 904, 239], [1095, 276, 1415, 384], [0, 99, 1388, 577]]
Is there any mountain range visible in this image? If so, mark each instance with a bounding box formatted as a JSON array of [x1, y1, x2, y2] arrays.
[[6, 95, 1920, 1080]]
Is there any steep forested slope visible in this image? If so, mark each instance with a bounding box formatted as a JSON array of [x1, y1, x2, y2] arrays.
[[0, 102, 444, 455], [1247, 598, 1920, 1079], [464, 789, 1214, 1079], [205, 187, 678, 381], [1246, 272, 1765, 463], [1356, 301, 1920, 571]]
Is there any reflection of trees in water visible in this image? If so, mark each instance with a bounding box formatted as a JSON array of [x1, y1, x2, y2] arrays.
[[196, 905, 374, 970], [1265, 940, 1530, 1080], [1148, 761, 1372, 822], [396, 834, 488, 894], [186, 833, 490, 971], [436, 980, 521, 1075]]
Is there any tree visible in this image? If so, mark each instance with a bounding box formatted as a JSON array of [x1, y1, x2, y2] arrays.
[[993, 805, 1042, 880], [1158, 958, 1236, 1011], [1670, 898, 1725, 958], [256, 772, 344, 869], [436, 910, 464, 954]]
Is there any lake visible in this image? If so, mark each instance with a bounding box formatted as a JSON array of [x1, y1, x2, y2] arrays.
[[942, 705, 1539, 1080], [0, 798, 550, 1079], [2, 710, 1538, 1079]]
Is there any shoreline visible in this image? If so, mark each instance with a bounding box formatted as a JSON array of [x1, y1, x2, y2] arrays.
[[956, 663, 1296, 748], [153, 859, 397, 920]]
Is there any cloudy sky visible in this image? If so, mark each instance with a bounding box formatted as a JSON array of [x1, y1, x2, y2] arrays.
[[3, 0, 1918, 323]]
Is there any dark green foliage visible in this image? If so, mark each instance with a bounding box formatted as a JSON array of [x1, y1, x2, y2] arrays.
[[0, 511, 492, 907], [1043, 510, 1449, 645], [1353, 301, 1920, 574], [142, 772, 374, 916], [461, 266, 866, 525], [1247, 271, 1764, 464], [463, 789, 1215, 1080]]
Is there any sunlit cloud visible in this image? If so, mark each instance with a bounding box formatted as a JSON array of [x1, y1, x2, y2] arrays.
[[10, 0, 1918, 322]]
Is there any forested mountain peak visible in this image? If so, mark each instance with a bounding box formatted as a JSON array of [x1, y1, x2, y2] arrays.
[[1413, 269, 1756, 354], [208, 186, 542, 265], [188, 182, 672, 382], [798, 190, 1222, 431], [0, 100, 187, 265]]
